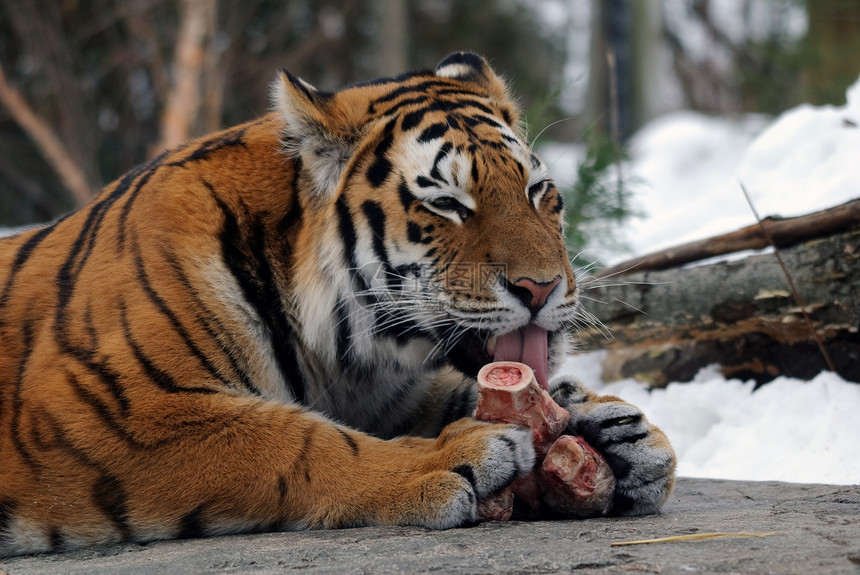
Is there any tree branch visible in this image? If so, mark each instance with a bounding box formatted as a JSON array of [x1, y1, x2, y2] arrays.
[[0, 61, 94, 206], [592, 198, 860, 279], [151, 0, 214, 155]]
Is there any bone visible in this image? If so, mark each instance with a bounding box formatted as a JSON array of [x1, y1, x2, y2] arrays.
[[474, 361, 616, 520]]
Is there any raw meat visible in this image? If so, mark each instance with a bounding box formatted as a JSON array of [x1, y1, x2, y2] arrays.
[[474, 361, 616, 520], [538, 435, 615, 517]]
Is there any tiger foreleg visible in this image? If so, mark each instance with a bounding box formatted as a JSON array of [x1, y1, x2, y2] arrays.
[[2, 394, 533, 555]]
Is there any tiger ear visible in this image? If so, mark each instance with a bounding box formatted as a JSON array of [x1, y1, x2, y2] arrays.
[[273, 70, 359, 199], [435, 52, 521, 129]]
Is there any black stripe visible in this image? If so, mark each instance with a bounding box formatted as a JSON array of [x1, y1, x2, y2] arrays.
[[92, 473, 132, 540], [432, 98, 496, 117], [549, 188, 564, 215], [0, 499, 19, 542], [417, 122, 449, 143], [75, 309, 132, 413], [278, 476, 288, 499], [372, 95, 428, 118], [160, 248, 257, 393], [364, 376, 426, 436], [282, 69, 318, 101], [116, 151, 168, 252], [210, 183, 306, 403], [118, 300, 217, 395], [334, 297, 351, 363], [461, 113, 505, 130], [398, 180, 416, 212], [49, 528, 65, 553], [361, 200, 389, 267], [454, 386, 475, 420], [406, 221, 423, 244], [441, 384, 476, 426], [11, 321, 42, 471], [41, 411, 146, 540], [401, 108, 427, 131], [348, 69, 432, 90], [65, 372, 159, 449], [336, 195, 358, 270], [0, 220, 61, 318], [366, 119, 396, 187], [371, 79, 453, 105], [167, 127, 247, 168], [429, 142, 453, 183], [337, 428, 360, 456], [441, 390, 461, 427], [53, 158, 162, 375], [416, 175, 439, 188], [451, 464, 477, 493], [177, 504, 207, 539], [296, 425, 316, 483]]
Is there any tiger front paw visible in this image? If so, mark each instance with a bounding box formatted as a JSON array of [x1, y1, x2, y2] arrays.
[[403, 419, 534, 528], [551, 377, 676, 516]]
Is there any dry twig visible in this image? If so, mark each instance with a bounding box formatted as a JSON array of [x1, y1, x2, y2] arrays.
[[740, 183, 837, 373], [610, 531, 778, 547]]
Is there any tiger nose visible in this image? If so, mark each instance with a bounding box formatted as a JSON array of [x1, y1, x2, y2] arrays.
[[512, 276, 562, 311]]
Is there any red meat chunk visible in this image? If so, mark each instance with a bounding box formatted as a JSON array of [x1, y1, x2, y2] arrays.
[[538, 435, 615, 517]]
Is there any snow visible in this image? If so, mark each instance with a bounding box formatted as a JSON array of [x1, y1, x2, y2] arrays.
[[560, 352, 860, 486]]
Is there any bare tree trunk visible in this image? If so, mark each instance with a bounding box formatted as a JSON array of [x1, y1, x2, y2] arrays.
[[202, 1, 224, 134], [372, 0, 407, 76], [0, 61, 94, 206], [585, 0, 608, 135], [152, 0, 216, 155]]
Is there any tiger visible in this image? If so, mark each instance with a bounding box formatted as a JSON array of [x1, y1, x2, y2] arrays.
[[0, 52, 675, 557]]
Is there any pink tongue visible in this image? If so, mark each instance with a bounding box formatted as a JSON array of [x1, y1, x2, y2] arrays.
[[493, 324, 549, 390]]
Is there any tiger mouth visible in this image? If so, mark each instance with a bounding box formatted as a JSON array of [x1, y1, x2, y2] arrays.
[[445, 324, 550, 390]]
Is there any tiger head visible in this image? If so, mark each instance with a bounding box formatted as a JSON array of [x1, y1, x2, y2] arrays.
[[275, 52, 578, 389]]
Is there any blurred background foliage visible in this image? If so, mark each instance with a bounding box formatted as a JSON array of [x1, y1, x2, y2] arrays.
[[0, 0, 857, 259]]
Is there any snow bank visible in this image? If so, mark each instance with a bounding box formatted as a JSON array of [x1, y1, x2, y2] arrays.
[[623, 111, 770, 256], [561, 352, 860, 485], [738, 77, 860, 218]]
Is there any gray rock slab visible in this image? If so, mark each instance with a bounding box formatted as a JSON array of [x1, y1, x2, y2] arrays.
[[2, 478, 859, 575]]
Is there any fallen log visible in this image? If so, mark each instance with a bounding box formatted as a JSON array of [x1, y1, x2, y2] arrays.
[[577, 227, 860, 385]]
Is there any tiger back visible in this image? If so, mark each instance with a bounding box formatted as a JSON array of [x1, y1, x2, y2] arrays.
[[0, 52, 675, 556]]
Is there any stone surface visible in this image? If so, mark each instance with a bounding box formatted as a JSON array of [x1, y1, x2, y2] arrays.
[[2, 478, 859, 574]]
